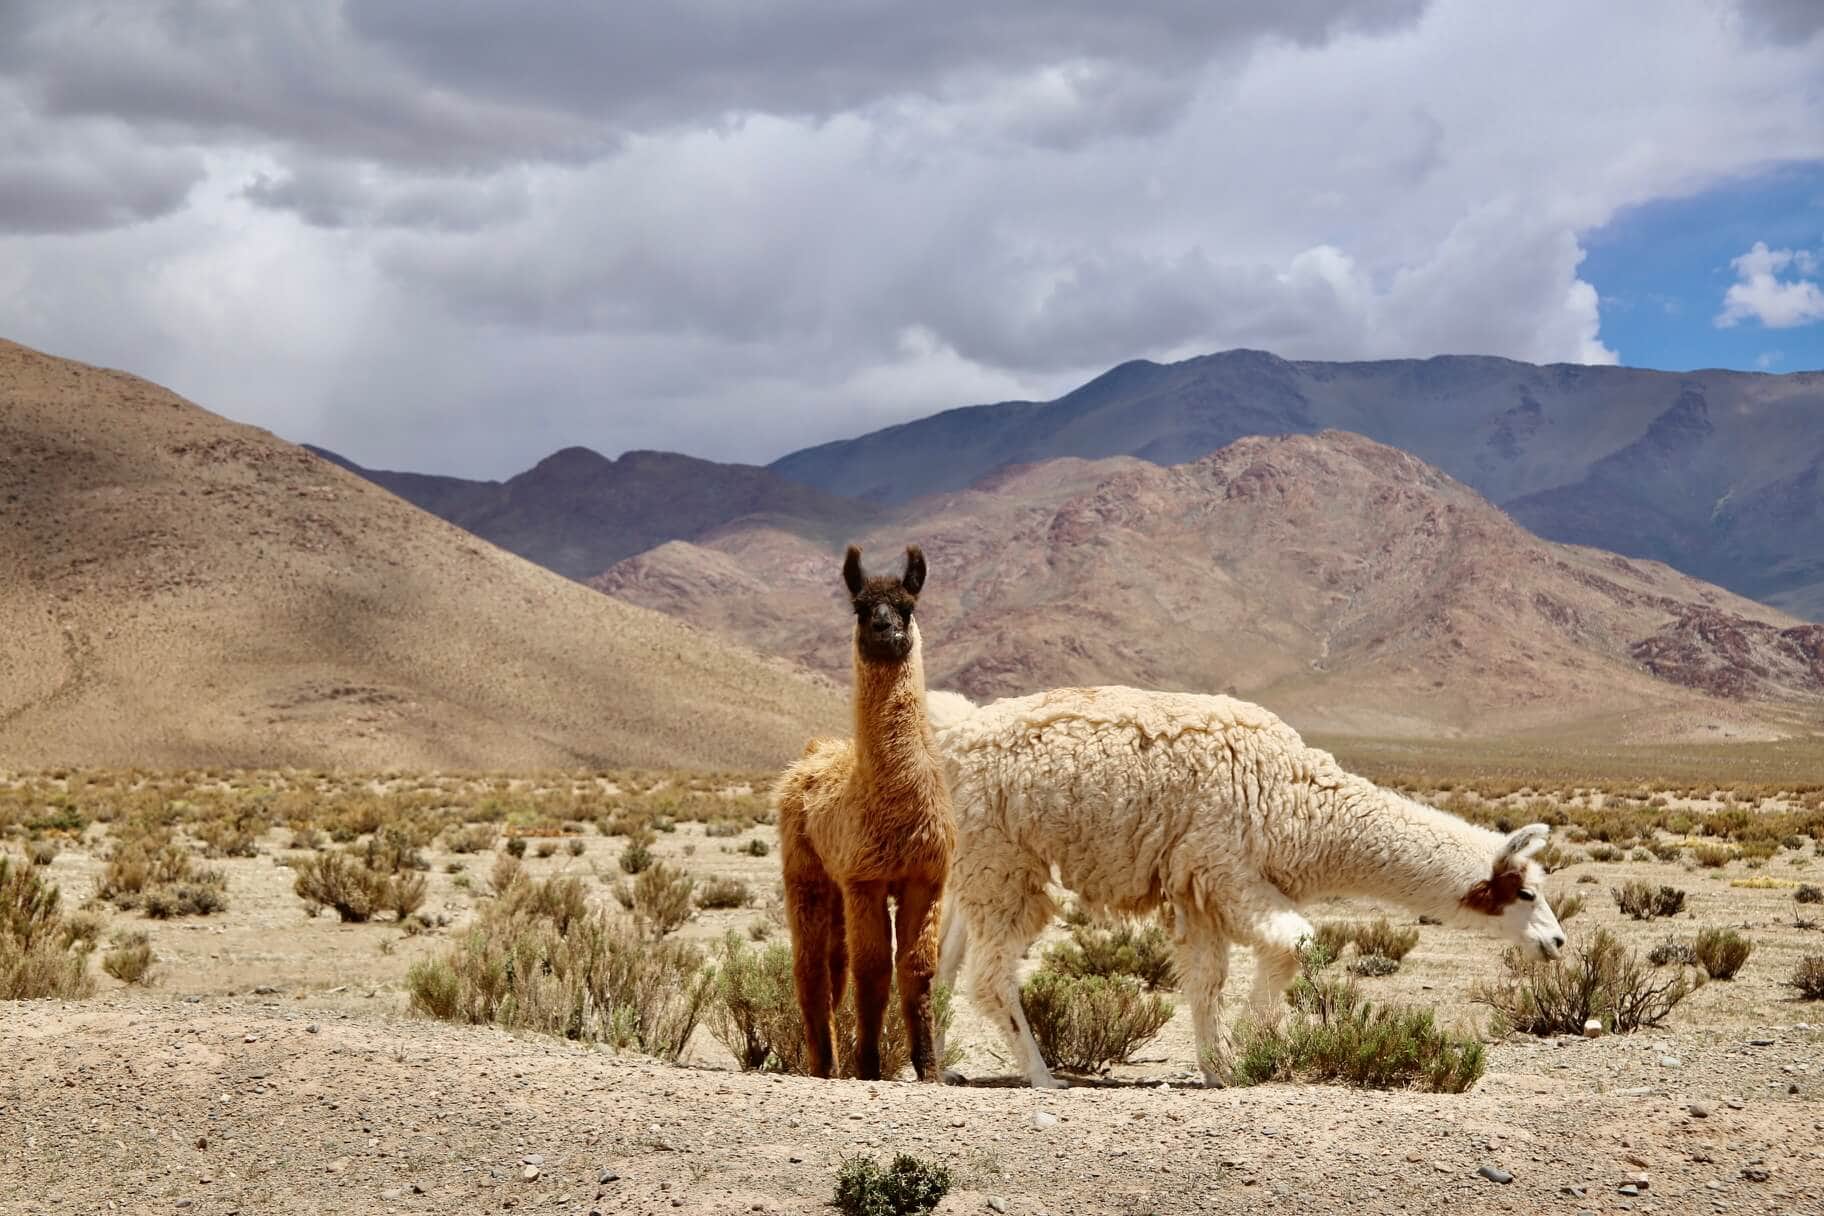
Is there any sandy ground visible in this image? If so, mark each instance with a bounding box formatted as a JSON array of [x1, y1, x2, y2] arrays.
[[5, 819, 1824, 1214]]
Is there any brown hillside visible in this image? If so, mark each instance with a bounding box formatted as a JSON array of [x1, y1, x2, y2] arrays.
[[596, 431, 1824, 742], [0, 339, 843, 770]]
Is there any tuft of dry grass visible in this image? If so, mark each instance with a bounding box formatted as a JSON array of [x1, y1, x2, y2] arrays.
[[613, 863, 696, 937], [695, 877, 751, 910], [1789, 956, 1824, 1000], [102, 931, 156, 985], [293, 852, 422, 923], [1693, 928, 1753, 980]]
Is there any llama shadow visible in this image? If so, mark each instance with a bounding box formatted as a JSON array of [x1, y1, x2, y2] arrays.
[[945, 1070, 1197, 1090]]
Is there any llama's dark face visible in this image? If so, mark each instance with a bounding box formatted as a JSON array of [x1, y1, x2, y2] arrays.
[[843, 543, 925, 665]]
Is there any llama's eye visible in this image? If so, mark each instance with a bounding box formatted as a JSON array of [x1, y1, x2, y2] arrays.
[[1517, 889, 1536, 902]]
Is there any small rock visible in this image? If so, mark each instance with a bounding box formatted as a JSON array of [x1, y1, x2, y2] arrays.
[[305, 1023, 320, 1034], [1561, 1185, 1587, 1197], [1583, 1018, 1604, 1038], [1741, 1166, 1771, 1183], [244, 1034, 258, 1044], [521, 1165, 539, 1182], [1659, 1055, 1682, 1069], [1619, 1184, 1640, 1197], [1477, 1165, 1513, 1184], [175, 1204, 193, 1211], [252, 985, 278, 995], [1749, 1038, 1775, 1047], [195, 1136, 207, 1150], [1030, 1111, 1057, 1130], [988, 1199, 1008, 1213], [1725, 1099, 1744, 1110], [381, 1188, 403, 1201], [598, 1170, 619, 1184], [523, 1155, 543, 1166], [1688, 1103, 1712, 1118]]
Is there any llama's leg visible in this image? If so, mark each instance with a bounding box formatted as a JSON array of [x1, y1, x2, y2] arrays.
[[892, 878, 945, 1082], [1171, 916, 1235, 1088], [785, 875, 842, 1078], [843, 881, 893, 1081], [1238, 886, 1315, 1024], [934, 896, 969, 1081], [958, 857, 1061, 1088]]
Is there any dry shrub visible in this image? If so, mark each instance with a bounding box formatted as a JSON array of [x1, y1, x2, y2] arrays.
[[696, 877, 751, 910], [294, 852, 421, 923], [445, 823, 498, 855], [618, 840, 655, 875], [406, 879, 712, 1060], [1041, 917, 1179, 990], [1348, 953, 1401, 978], [1693, 927, 1753, 980], [1648, 939, 1698, 967], [1587, 844, 1625, 863], [0, 857, 95, 1000], [25, 839, 58, 867], [496, 870, 588, 931], [1789, 956, 1824, 1000], [1019, 971, 1174, 1074], [1235, 967, 1483, 1092], [194, 811, 262, 858], [613, 863, 695, 937], [102, 932, 156, 985], [1471, 927, 1694, 1036], [1796, 884, 1823, 905], [703, 933, 961, 1078], [1694, 844, 1734, 869], [1551, 889, 1586, 921], [1612, 881, 1686, 920], [740, 838, 770, 858], [100, 830, 228, 918]]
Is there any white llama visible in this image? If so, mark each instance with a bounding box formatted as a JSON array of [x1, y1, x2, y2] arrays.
[[925, 686, 1566, 1089]]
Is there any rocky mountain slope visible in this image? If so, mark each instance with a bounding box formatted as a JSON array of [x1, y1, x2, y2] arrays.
[[309, 444, 879, 581], [0, 339, 843, 770], [768, 351, 1824, 619], [599, 431, 1824, 742]]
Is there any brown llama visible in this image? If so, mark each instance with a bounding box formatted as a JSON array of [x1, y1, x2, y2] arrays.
[[774, 543, 955, 1081]]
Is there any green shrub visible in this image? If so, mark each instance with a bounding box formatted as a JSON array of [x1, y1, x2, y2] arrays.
[[504, 836, 528, 859], [1587, 844, 1624, 863], [1348, 918, 1420, 962], [619, 840, 655, 875], [1694, 927, 1753, 980], [1019, 971, 1174, 1074], [1348, 953, 1400, 977], [740, 838, 770, 858], [1612, 881, 1686, 920], [834, 1154, 953, 1216], [1471, 928, 1694, 1036], [1234, 969, 1483, 1092], [1041, 918, 1178, 990]]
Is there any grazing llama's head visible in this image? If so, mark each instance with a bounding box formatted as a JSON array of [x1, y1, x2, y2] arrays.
[[1461, 823, 1566, 959], [843, 543, 926, 665]]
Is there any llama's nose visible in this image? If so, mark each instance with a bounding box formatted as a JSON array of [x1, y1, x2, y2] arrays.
[[1553, 933, 1565, 949]]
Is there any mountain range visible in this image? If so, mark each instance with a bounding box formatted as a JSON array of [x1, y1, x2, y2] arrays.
[[768, 351, 1824, 621], [596, 430, 1824, 743], [0, 339, 843, 770]]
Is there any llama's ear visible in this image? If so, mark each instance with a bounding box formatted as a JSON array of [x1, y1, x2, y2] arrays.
[[903, 545, 926, 596], [1498, 823, 1550, 869], [842, 545, 865, 597]]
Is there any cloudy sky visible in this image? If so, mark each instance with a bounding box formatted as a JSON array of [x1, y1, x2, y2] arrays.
[[2, 0, 1822, 477]]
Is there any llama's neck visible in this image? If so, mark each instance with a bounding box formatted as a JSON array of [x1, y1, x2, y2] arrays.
[[1292, 776, 1501, 920], [851, 624, 940, 789]]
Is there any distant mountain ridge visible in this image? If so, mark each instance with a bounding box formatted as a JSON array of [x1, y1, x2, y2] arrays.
[[306, 443, 882, 581], [768, 351, 1824, 619]]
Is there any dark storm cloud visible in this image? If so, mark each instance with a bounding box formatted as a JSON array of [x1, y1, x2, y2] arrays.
[[1736, 0, 1824, 44], [0, 94, 204, 233]]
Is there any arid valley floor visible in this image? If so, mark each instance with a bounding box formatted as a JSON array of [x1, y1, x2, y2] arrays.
[[3, 757, 1823, 1216]]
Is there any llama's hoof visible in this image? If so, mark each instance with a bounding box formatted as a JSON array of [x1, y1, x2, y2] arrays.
[[1029, 1074, 1070, 1090], [1199, 1073, 1230, 1090], [941, 1068, 969, 1086]]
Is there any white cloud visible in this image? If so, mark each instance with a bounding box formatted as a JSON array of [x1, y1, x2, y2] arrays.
[[0, 1, 1820, 476], [1716, 241, 1824, 329]]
